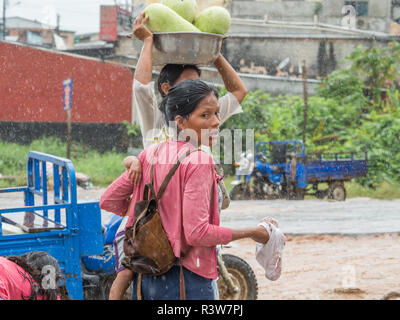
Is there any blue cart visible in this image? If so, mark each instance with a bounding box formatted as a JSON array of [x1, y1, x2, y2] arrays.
[[230, 140, 368, 201], [0, 151, 103, 299]]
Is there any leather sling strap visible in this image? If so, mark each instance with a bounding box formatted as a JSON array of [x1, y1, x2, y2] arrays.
[[132, 146, 198, 240], [151, 146, 200, 201], [136, 144, 200, 300]]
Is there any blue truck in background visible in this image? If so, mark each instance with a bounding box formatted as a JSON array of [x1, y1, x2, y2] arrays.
[[230, 140, 368, 201]]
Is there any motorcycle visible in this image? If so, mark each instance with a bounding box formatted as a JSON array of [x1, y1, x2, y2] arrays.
[[81, 214, 259, 300], [229, 144, 303, 200]]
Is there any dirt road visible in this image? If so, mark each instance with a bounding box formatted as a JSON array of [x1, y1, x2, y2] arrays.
[[1, 187, 399, 300], [222, 234, 400, 300]]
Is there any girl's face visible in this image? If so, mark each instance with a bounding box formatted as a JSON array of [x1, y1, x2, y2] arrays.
[[175, 93, 220, 147], [161, 69, 200, 95]]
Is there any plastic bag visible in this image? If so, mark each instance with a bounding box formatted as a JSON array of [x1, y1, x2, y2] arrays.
[[255, 217, 286, 281]]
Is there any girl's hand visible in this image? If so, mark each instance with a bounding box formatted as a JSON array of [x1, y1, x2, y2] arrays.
[[128, 158, 142, 185], [133, 12, 152, 41], [124, 156, 142, 185]]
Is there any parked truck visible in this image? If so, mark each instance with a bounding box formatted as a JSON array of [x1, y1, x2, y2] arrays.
[[230, 140, 368, 201]]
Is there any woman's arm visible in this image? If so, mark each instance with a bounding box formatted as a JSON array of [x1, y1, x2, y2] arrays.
[[231, 227, 269, 244], [99, 170, 134, 216], [132, 12, 158, 148], [213, 54, 247, 103], [133, 12, 153, 85], [182, 159, 269, 247], [182, 163, 232, 247]]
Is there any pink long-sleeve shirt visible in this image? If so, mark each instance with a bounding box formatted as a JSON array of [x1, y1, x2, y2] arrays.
[[100, 140, 232, 279], [0, 257, 60, 300]]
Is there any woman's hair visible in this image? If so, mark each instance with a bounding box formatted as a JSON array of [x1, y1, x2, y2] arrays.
[[159, 79, 219, 125], [157, 64, 201, 98], [7, 251, 62, 300]]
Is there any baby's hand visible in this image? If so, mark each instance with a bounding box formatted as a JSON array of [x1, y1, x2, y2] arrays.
[[124, 156, 142, 185]]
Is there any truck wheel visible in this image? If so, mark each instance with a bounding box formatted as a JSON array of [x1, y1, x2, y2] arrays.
[[328, 182, 346, 201], [294, 187, 305, 200], [252, 178, 265, 200], [217, 254, 258, 300], [230, 184, 251, 200]]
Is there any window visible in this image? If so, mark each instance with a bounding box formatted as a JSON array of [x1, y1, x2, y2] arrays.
[[344, 1, 369, 17]]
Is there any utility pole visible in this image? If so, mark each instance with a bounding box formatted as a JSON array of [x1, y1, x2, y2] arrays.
[[2, 0, 6, 40], [302, 60, 308, 145], [56, 13, 60, 35]]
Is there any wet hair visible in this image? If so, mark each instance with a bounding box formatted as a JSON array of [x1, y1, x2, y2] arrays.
[[7, 251, 62, 300], [159, 79, 218, 125], [157, 64, 201, 98]]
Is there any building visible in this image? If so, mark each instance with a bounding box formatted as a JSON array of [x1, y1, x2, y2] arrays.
[[0, 40, 136, 152], [67, 33, 114, 59], [3, 16, 75, 49], [229, 0, 398, 34]]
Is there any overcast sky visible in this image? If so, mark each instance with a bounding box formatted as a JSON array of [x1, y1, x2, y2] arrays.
[[2, 0, 133, 34]]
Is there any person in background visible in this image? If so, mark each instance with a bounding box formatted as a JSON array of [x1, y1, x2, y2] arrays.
[[132, 12, 247, 149], [0, 251, 62, 300]]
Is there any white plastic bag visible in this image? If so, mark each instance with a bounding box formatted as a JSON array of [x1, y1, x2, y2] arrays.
[[255, 217, 286, 281]]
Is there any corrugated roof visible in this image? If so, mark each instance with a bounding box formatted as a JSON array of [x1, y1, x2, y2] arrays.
[[6, 17, 43, 29], [6, 16, 75, 33]]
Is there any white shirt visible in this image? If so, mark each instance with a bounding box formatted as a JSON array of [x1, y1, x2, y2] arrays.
[[132, 79, 243, 148]]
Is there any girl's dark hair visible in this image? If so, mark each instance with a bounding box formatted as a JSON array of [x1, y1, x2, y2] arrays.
[[159, 79, 218, 125], [7, 251, 62, 300], [157, 64, 201, 98]]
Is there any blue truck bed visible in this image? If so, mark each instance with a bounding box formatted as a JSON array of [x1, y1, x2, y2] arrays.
[[251, 141, 368, 200], [0, 151, 104, 300], [305, 155, 368, 184]]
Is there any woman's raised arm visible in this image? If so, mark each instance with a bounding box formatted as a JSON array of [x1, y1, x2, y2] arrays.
[[133, 12, 154, 85]]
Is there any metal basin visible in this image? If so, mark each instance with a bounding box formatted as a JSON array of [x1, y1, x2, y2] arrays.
[[152, 32, 225, 66]]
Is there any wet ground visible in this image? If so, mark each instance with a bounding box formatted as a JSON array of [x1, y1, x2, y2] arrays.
[[1, 187, 399, 300], [219, 198, 400, 234], [1, 187, 399, 235]]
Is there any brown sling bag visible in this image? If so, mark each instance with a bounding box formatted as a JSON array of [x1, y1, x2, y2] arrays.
[[122, 146, 199, 300]]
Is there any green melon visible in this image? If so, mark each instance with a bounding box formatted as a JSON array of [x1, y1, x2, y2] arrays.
[[161, 0, 198, 23], [194, 6, 231, 35], [144, 3, 200, 33]]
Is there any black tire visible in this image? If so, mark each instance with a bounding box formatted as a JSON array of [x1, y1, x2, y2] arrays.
[[252, 178, 266, 200], [229, 184, 251, 200], [217, 254, 258, 300], [293, 188, 305, 200], [287, 186, 305, 200], [328, 182, 346, 201]]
